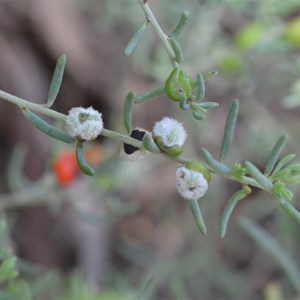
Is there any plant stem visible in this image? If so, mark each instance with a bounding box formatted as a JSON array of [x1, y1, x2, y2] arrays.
[[0, 88, 269, 189], [102, 128, 143, 149], [138, 0, 178, 68], [102, 128, 188, 164], [0, 90, 66, 120]]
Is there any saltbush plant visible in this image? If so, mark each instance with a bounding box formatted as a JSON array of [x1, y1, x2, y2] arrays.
[[0, 0, 299, 240]]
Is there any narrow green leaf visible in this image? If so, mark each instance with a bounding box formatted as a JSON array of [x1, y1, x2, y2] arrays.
[[272, 181, 293, 201], [264, 134, 287, 175], [286, 164, 300, 176], [238, 216, 300, 293], [22, 109, 75, 143], [142, 133, 161, 153], [272, 181, 285, 195], [170, 11, 190, 38], [46, 55, 66, 107], [195, 73, 205, 101], [123, 91, 136, 134], [191, 102, 206, 120], [244, 161, 273, 190], [280, 188, 293, 201], [272, 164, 300, 181], [201, 148, 232, 174], [203, 71, 218, 81], [219, 99, 239, 162], [170, 38, 183, 63], [190, 102, 206, 113], [7, 145, 27, 191], [192, 110, 206, 121], [188, 199, 206, 235], [281, 177, 300, 185], [199, 102, 219, 110], [275, 195, 300, 224], [124, 20, 148, 57], [76, 142, 95, 176], [271, 154, 296, 177], [220, 190, 249, 238], [134, 87, 165, 104]]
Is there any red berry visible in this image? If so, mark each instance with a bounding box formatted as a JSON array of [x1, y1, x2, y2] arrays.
[[53, 152, 78, 186]]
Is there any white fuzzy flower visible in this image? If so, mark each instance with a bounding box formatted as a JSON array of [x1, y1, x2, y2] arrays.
[[65, 107, 103, 141], [176, 166, 208, 200], [153, 117, 187, 148]]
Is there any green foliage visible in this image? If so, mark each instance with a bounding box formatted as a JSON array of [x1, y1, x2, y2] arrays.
[[264, 135, 287, 176], [200, 148, 232, 174], [244, 161, 273, 190], [170, 10, 190, 38], [195, 73, 205, 102], [123, 91, 136, 134], [231, 163, 246, 182], [124, 20, 148, 57], [170, 38, 184, 63], [0, 219, 31, 300], [220, 190, 246, 238], [219, 99, 239, 163], [0, 0, 299, 264], [47, 55, 66, 108], [76, 142, 95, 176], [1, 2, 300, 299], [188, 199, 206, 235], [22, 109, 75, 144]]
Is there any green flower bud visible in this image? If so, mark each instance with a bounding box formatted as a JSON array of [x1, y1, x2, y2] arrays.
[[164, 68, 194, 102], [154, 136, 183, 157], [152, 117, 187, 157]]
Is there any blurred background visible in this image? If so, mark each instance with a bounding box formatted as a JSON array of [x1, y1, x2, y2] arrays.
[[0, 0, 300, 299]]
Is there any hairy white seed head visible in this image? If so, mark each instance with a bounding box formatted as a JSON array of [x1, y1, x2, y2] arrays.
[[153, 117, 187, 147], [176, 166, 208, 199], [65, 107, 103, 141]]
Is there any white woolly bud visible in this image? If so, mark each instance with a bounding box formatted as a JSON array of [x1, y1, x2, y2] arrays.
[[176, 166, 208, 200], [153, 117, 187, 148], [65, 107, 103, 141]]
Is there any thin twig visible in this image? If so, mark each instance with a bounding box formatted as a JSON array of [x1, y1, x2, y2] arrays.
[[138, 0, 178, 68]]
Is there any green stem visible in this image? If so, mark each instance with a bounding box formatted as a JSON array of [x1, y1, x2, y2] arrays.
[[0, 88, 276, 189], [0, 90, 65, 120], [138, 0, 178, 68], [102, 128, 188, 164], [102, 128, 143, 149]]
